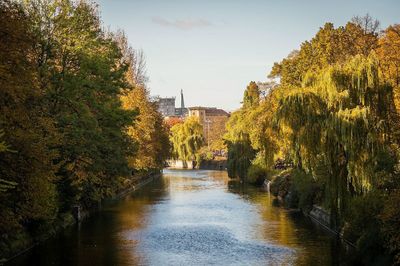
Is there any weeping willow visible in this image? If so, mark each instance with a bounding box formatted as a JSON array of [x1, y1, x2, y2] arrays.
[[225, 133, 255, 179], [276, 54, 395, 226], [224, 87, 284, 179], [170, 117, 204, 163]]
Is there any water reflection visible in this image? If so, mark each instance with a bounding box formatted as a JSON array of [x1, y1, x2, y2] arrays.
[[9, 170, 346, 265]]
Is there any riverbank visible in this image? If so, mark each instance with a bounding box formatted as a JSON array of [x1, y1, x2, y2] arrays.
[[264, 168, 383, 264], [166, 159, 227, 170], [199, 159, 227, 170], [1, 172, 160, 264]]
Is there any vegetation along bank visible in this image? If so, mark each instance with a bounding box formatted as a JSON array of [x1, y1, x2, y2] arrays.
[[225, 16, 400, 265]]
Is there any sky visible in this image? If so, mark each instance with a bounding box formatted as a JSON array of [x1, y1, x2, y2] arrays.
[[97, 0, 400, 111]]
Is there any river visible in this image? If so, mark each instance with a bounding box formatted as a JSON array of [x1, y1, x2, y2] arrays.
[[9, 169, 348, 265]]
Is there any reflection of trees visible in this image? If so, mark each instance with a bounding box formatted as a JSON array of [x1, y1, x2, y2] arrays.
[[10, 178, 171, 265], [226, 178, 342, 265], [110, 176, 170, 264], [17, 171, 349, 265]]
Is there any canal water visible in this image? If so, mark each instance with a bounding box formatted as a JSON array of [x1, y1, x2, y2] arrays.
[[9, 170, 347, 265]]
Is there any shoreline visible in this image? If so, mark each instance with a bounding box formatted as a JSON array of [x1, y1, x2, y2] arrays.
[[266, 185, 357, 250]]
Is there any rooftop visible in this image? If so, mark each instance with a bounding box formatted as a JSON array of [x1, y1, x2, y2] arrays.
[[189, 107, 229, 116]]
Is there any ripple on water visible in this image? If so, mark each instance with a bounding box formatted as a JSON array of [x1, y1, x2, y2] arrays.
[[132, 224, 294, 265]]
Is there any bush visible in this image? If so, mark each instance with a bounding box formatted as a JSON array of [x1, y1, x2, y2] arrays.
[[269, 169, 323, 210], [291, 169, 322, 212], [202, 151, 214, 161], [342, 191, 392, 265], [380, 190, 400, 265], [246, 164, 267, 186], [270, 169, 292, 199]]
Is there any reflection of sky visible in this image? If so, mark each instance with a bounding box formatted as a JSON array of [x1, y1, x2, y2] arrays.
[[11, 170, 340, 265], [126, 170, 294, 265], [98, 0, 399, 110]]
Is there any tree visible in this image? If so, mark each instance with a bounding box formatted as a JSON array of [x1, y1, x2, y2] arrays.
[[226, 134, 255, 179], [116, 31, 170, 171], [0, 0, 59, 234], [0, 130, 17, 193], [170, 117, 204, 163], [122, 86, 170, 170], [243, 81, 260, 108], [226, 16, 399, 263], [23, 0, 138, 208], [276, 54, 394, 226], [377, 24, 400, 87], [0, 0, 172, 259], [269, 17, 379, 87]]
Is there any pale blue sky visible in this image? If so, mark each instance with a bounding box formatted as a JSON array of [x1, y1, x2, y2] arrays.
[[98, 0, 400, 111]]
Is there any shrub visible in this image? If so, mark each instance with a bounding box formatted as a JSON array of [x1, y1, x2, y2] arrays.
[[202, 151, 214, 161], [270, 169, 292, 199], [380, 190, 400, 265], [247, 164, 267, 186], [342, 191, 391, 265], [291, 169, 322, 212]]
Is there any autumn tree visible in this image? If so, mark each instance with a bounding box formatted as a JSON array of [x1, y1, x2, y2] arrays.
[[0, 0, 173, 260], [122, 86, 170, 170], [0, 0, 59, 246], [116, 31, 170, 171], [269, 16, 379, 87], [243, 81, 260, 108], [227, 16, 399, 263], [378, 24, 400, 86]]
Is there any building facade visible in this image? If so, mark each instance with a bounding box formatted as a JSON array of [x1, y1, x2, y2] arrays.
[[188, 107, 230, 150], [157, 90, 188, 118], [157, 97, 176, 117], [188, 107, 229, 125]]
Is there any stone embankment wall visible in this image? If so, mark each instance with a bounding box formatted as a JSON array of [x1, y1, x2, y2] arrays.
[[309, 205, 331, 228], [166, 159, 227, 170], [166, 160, 195, 169], [199, 160, 227, 170]]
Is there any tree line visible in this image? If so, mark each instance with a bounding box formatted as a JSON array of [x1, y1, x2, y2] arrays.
[[225, 15, 400, 264], [0, 0, 169, 259]]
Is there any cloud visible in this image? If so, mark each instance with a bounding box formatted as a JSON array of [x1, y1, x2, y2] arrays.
[[152, 16, 213, 30]]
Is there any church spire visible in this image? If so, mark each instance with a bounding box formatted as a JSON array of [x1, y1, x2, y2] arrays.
[[180, 89, 185, 109]]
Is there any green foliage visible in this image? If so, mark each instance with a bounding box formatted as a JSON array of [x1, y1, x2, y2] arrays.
[[269, 169, 292, 199], [0, 0, 171, 259], [26, 0, 137, 208], [224, 84, 281, 182], [0, 0, 59, 233], [229, 15, 400, 261], [243, 81, 260, 108], [269, 19, 379, 87], [246, 164, 267, 185], [226, 134, 255, 179], [122, 85, 170, 170], [380, 190, 400, 265], [274, 54, 395, 227], [202, 150, 214, 161], [0, 130, 17, 193], [342, 192, 391, 265], [170, 117, 204, 163], [291, 169, 322, 211]]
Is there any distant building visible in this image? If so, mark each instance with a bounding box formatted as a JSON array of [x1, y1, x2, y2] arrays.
[[157, 97, 176, 117], [157, 90, 188, 118], [188, 107, 230, 150], [188, 107, 229, 125]]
